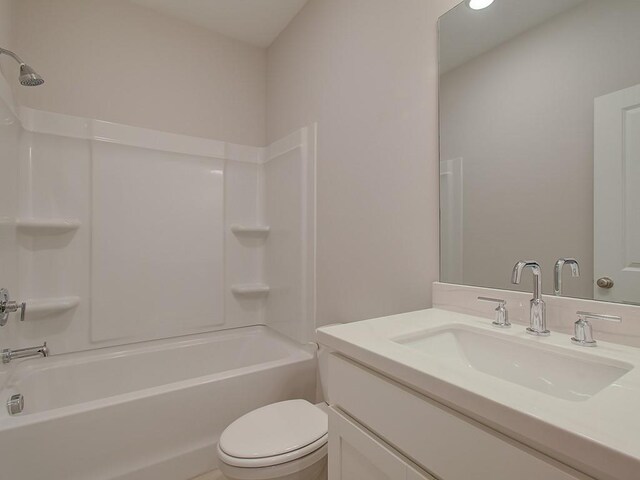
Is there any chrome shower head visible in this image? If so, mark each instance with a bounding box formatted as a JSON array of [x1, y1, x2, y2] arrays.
[[19, 63, 44, 86], [0, 47, 45, 87]]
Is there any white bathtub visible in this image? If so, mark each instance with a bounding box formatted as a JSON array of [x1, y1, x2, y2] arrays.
[[0, 326, 316, 480]]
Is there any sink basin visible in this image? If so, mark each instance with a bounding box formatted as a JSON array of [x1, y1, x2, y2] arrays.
[[392, 325, 632, 401]]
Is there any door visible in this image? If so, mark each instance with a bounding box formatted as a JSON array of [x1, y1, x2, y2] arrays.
[[594, 84, 640, 303]]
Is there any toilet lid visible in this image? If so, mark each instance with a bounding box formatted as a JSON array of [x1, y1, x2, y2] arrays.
[[219, 400, 328, 460]]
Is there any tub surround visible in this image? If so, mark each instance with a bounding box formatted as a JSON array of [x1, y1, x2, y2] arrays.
[[0, 68, 317, 356], [318, 305, 640, 479]]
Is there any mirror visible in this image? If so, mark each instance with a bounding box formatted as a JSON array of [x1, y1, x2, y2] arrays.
[[439, 0, 640, 304]]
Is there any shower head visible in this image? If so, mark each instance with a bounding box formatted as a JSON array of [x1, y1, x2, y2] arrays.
[[0, 47, 45, 87], [19, 63, 44, 87]]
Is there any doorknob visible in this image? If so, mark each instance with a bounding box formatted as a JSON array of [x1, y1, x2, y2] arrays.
[[597, 277, 614, 289]]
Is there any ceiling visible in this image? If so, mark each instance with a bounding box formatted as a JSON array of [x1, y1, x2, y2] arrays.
[[439, 0, 585, 73], [130, 0, 310, 48]]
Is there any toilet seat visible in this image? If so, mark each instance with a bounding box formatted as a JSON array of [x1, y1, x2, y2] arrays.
[[218, 399, 328, 469], [218, 433, 328, 468]]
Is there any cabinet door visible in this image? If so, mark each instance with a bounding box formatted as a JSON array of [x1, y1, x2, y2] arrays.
[[329, 408, 407, 480], [328, 408, 437, 480], [407, 465, 434, 480]]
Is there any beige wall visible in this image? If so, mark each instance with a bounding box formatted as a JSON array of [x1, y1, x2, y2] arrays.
[[0, 0, 13, 79], [0, 0, 10, 46], [9, 0, 267, 146], [440, 0, 640, 298], [267, 0, 458, 326]]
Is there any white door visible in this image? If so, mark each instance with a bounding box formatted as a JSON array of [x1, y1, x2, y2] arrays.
[[594, 84, 640, 303]]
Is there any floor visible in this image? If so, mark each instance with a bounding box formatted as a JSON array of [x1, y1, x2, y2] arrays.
[[191, 470, 225, 480]]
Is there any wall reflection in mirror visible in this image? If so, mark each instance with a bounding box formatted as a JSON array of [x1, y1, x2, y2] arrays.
[[439, 0, 640, 304]]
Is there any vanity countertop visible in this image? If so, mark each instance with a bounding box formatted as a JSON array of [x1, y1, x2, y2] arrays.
[[317, 308, 640, 480]]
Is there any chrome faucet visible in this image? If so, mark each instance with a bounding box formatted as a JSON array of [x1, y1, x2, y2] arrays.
[[554, 258, 580, 296], [511, 261, 549, 336], [2, 342, 48, 364]]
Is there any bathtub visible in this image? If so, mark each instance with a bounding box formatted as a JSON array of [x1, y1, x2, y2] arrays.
[[0, 326, 316, 480]]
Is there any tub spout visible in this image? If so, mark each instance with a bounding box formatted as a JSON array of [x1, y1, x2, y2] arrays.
[[2, 342, 48, 364]]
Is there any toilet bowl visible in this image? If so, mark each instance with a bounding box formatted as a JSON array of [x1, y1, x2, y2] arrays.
[[217, 400, 328, 480], [217, 344, 333, 480]]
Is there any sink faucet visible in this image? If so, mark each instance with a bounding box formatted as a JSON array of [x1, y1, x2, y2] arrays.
[[2, 342, 48, 364], [554, 258, 580, 296], [511, 261, 550, 336]]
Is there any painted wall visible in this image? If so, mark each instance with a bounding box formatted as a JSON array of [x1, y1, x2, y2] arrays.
[[267, 0, 458, 327], [8, 0, 267, 146], [0, 0, 10, 46], [440, 0, 640, 298], [0, 0, 13, 80]]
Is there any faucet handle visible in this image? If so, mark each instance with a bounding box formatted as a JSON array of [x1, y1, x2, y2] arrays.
[[571, 311, 622, 347], [477, 297, 510, 328], [576, 311, 622, 323], [0, 288, 27, 327], [0, 288, 26, 326]]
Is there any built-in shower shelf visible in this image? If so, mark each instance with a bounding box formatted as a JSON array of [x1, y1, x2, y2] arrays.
[[16, 218, 81, 234], [231, 284, 270, 296], [25, 296, 81, 320], [230, 224, 271, 236]]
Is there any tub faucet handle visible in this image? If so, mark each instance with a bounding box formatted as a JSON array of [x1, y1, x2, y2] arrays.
[[0, 288, 26, 326]]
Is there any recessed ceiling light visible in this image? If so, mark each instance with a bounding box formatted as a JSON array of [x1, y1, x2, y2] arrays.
[[466, 0, 495, 10]]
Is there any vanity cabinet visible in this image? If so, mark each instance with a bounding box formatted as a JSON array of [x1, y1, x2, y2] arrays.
[[328, 406, 434, 480], [327, 353, 592, 480]]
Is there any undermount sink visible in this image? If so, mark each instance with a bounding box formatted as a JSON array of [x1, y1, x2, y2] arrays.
[[392, 325, 632, 402]]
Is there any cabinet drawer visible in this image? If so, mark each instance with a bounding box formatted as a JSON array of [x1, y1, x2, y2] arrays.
[[329, 354, 591, 480]]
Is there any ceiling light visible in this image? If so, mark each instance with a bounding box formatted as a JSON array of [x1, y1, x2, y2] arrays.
[[466, 0, 495, 10]]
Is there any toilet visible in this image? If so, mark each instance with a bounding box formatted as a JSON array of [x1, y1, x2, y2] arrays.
[[216, 347, 331, 480]]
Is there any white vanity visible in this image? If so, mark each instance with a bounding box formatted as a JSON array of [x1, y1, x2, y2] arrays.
[[317, 308, 640, 480]]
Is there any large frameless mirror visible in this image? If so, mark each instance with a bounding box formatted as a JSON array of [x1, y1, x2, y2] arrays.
[[439, 0, 640, 304]]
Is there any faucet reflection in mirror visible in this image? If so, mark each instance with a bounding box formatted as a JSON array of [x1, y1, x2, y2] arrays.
[[554, 258, 580, 296]]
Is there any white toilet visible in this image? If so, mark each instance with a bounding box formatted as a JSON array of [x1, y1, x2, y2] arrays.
[[216, 348, 330, 480]]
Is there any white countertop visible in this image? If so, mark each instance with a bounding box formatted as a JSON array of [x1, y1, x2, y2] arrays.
[[317, 308, 640, 480]]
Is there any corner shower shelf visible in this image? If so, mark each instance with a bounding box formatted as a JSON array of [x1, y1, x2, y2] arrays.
[[231, 284, 270, 296], [25, 296, 81, 320], [230, 224, 271, 236], [16, 218, 81, 234]]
